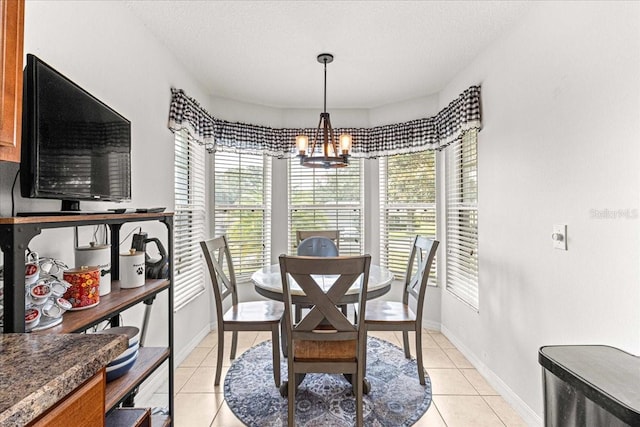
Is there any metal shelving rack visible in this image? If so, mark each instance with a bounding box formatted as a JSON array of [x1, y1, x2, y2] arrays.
[[0, 212, 174, 425]]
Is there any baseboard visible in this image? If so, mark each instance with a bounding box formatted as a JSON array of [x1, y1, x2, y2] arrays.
[[440, 325, 542, 427], [421, 318, 441, 331]]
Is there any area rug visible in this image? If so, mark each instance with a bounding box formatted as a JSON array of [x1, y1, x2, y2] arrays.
[[224, 336, 432, 426]]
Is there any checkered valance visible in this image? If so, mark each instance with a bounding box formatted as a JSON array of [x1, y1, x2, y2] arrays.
[[168, 85, 481, 157]]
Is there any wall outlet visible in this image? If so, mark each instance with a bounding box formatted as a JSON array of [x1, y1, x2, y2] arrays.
[[552, 224, 567, 250]]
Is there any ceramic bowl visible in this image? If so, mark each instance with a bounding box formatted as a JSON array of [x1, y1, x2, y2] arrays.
[[106, 350, 138, 382], [109, 342, 139, 366]]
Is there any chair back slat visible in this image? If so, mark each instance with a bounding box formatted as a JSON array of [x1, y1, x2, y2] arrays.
[[403, 236, 439, 316], [200, 235, 239, 316]]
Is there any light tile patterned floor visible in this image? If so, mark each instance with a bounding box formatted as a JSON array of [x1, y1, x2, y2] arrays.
[[144, 329, 528, 426]]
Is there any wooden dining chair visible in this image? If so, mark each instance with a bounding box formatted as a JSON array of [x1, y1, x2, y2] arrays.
[[295, 236, 346, 322], [295, 229, 340, 252], [364, 235, 439, 385], [279, 254, 371, 427], [200, 235, 284, 387]]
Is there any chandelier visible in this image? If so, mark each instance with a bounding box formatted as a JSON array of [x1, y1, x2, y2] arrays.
[[296, 53, 352, 168]]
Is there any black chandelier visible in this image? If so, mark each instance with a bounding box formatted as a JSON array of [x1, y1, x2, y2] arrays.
[[296, 53, 352, 168]]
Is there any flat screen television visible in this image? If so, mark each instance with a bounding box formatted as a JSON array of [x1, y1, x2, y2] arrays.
[[20, 54, 131, 212]]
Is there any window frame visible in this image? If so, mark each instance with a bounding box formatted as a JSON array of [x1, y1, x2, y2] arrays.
[[212, 150, 272, 281], [287, 157, 364, 256]]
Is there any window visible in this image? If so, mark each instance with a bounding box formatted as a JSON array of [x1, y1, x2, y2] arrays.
[[174, 130, 206, 310], [445, 129, 479, 308], [380, 151, 437, 281], [213, 151, 271, 279], [288, 158, 363, 255]]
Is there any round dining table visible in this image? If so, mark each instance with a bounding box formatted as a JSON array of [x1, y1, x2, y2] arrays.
[[251, 262, 394, 394], [251, 263, 394, 304]]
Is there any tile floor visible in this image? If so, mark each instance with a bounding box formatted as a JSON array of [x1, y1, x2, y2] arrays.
[[143, 329, 528, 426]]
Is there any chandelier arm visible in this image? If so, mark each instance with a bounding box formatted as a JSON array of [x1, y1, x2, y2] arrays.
[[310, 114, 323, 157], [326, 113, 339, 157]]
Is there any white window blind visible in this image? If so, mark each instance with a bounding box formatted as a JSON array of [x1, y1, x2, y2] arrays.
[[445, 129, 479, 309], [174, 130, 206, 310], [213, 151, 271, 279], [289, 158, 363, 255], [380, 151, 437, 282]]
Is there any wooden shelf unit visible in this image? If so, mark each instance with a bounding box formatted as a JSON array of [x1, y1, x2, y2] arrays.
[[0, 213, 174, 425]]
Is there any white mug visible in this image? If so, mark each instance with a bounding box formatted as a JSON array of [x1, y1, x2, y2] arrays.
[[120, 249, 145, 289]]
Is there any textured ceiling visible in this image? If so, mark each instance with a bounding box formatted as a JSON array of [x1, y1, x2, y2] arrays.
[[125, 1, 532, 109]]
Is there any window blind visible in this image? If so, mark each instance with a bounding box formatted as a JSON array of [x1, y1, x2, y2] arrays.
[[288, 159, 363, 255], [174, 130, 206, 310], [380, 151, 437, 282], [445, 130, 479, 309], [213, 151, 271, 279]]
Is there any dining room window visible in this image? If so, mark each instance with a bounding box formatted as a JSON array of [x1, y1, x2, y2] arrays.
[[174, 129, 206, 310], [445, 129, 479, 309], [379, 151, 437, 282], [213, 151, 271, 279], [288, 158, 363, 255]]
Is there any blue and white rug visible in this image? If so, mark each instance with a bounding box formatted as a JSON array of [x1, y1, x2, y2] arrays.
[[224, 336, 432, 426]]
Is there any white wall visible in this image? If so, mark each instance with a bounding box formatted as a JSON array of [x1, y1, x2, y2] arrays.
[[0, 0, 215, 372], [3, 1, 633, 423], [438, 1, 640, 424]]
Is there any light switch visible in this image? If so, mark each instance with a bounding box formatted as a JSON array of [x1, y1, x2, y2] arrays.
[[552, 224, 567, 250]]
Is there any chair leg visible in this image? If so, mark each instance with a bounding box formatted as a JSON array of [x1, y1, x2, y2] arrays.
[[287, 366, 296, 427], [271, 325, 281, 387], [402, 330, 411, 359], [280, 316, 288, 358], [356, 366, 364, 426], [214, 328, 224, 386], [415, 327, 425, 385], [230, 330, 238, 360]]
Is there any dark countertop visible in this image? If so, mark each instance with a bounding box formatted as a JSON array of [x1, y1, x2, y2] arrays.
[[0, 333, 128, 426]]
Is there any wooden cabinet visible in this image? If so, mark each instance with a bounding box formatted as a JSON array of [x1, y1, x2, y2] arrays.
[[0, 213, 175, 425], [0, 0, 24, 162], [29, 370, 106, 427]]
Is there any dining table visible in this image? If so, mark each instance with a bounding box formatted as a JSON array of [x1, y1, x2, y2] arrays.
[[251, 263, 394, 305], [251, 261, 394, 378]]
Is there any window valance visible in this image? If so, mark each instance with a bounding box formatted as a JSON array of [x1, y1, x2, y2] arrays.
[[168, 85, 481, 157]]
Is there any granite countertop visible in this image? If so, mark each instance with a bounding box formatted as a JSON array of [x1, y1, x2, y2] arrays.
[[0, 333, 128, 426]]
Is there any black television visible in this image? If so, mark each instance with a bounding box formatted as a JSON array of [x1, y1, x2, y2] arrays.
[[20, 54, 131, 212]]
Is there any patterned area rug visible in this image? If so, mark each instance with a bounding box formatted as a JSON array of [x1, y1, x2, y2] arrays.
[[224, 336, 432, 426]]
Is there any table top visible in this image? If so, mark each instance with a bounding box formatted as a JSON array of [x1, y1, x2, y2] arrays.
[[251, 263, 394, 303]]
